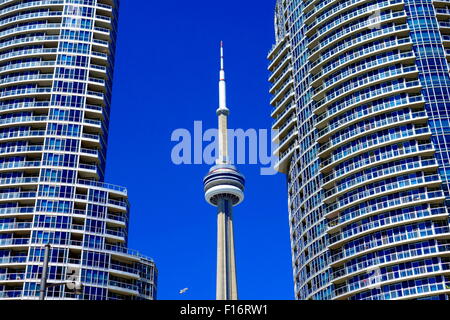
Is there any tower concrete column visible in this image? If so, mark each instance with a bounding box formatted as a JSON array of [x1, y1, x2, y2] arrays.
[[216, 197, 238, 300]]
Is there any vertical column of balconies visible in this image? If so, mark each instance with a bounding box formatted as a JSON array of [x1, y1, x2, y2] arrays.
[[435, 0, 450, 65], [0, 0, 63, 299], [268, 32, 299, 174]]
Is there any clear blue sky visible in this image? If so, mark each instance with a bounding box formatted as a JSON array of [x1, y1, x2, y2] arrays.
[[104, 0, 293, 300]]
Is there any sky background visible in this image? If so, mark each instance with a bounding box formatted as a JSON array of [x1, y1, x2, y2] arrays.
[[104, 0, 293, 300]]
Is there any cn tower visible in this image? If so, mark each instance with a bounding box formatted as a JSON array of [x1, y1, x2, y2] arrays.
[[203, 42, 245, 300]]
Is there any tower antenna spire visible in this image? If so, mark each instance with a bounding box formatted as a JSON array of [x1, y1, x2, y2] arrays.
[[217, 41, 230, 164], [220, 41, 224, 71]]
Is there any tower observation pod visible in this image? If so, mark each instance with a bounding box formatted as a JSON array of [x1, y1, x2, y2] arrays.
[[203, 42, 245, 300]]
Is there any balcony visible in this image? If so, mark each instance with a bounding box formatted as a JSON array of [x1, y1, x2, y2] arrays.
[[322, 143, 436, 187], [267, 32, 290, 60], [270, 77, 294, 106], [314, 79, 422, 124], [328, 206, 449, 249], [274, 142, 300, 174], [269, 66, 293, 92], [77, 179, 127, 195], [313, 66, 419, 114], [272, 103, 296, 129], [109, 264, 140, 279], [331, 243, 450, 283], [333, 262, 450, 300], [320, 126, 431, 173], [270, 89, 295, 118], [323, 158, 438, 200], [309, 26, 410, 74], [108, 280, 139, 295], [272, 115, 297, 142], [316, 94, 424, 140], [306, 0, 404, 34], [309, 12, 407, 57], [317, 111, 428, 158], [325, 174, 442, 219], [268, 55, 292, 85], [326, 190, 445, 227]]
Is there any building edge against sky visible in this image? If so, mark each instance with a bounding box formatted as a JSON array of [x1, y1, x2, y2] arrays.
[[268, 0, 450, 299], [0, 0, 156, 300]]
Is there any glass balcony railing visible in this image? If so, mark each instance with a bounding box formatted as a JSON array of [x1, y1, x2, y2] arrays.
[[77, 179, 127, 194], [358, 281, 450, 300], [110, 263, 139, 275], [325, 158, 437, 199], [310, 1, 404, 41], [332, 243, 450, 280], [0, 61, 55, 74], [0, 0, 64, 17], [0, 48, 57, 62], [0, 238, 30, 246], [0, 160, 41, 171], [328, 190, 444, 228], [106, 213, 128, 223], [328, 206, 448, 245], [0, 74, 53, 86], [322, 143, 435, 184], [0, 87, 52, 98], [272, 103, 296, 125], [0, 145, 43, 155], [272, 89, 295, 112], [310, 26, 409, 69], [0, 256, 27, 264], [0, 207, 34, 216], [330, 225, 450, 263], [314, 54, 416, 94], [315, 66, 418, 106], [333, 262, 450, 298], [316, 94, 423, 136], [271, 77, 294, 99], [108, 280, 138, 292], [0, 10, 61, 29], [316, 79, 421, 126], [0, 290, 22, 298], [319, 111, 427, 154], [0, 23, 61, 40], [0, 35, 59, 51], [310, 13, 407, 56], [308, 0, 402, 31], [313, 50, 414, 86], [314, 41, 412, 95], [321, 126, 430, 168], [0, 222, 32, 230], [0, 273, 26, 281]]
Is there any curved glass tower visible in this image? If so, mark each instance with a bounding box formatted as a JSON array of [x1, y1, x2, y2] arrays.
[[269, 0, 450, 300], [0, 0, 157, 300]]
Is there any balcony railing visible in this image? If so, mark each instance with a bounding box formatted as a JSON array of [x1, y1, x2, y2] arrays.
[[328, 206, 448, 245], [322, 143, 435, 184], [330, 225, 450, 263], [327, 190, 445, 228]]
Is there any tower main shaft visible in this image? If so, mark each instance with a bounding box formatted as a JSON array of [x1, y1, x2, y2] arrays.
[[216, 197, 238, 300]]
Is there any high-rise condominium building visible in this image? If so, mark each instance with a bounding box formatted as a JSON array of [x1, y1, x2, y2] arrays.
[[268, 0, 450, 300], [0, 0, 156, 300]]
